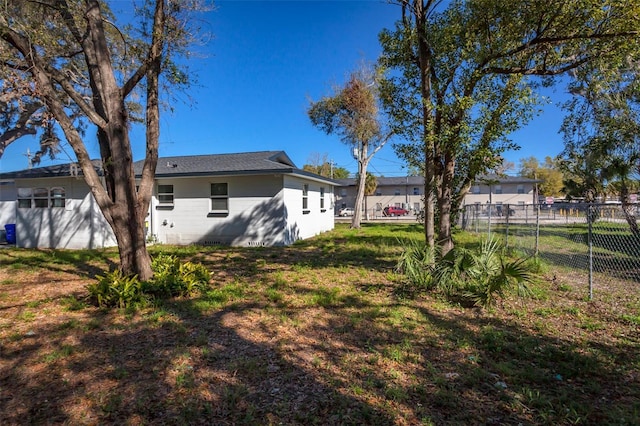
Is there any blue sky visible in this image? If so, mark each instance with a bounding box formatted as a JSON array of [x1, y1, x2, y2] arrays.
[[1, 0, 568, 175]]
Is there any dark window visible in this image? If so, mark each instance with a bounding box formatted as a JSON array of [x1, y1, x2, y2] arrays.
[[302, 184, 309, 210], [158, 184, 174, 205], [211, 183, 229, 211]]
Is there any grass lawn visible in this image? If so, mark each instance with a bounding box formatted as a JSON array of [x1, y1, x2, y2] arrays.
[[0, 223, 638, 425]]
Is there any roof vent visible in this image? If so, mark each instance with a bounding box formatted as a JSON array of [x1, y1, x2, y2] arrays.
[[167, 162, 178, 168]]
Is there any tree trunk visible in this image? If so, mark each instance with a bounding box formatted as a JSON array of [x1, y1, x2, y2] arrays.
[[1, 0, 163, 281], [415, 0, 435, 249], [619, 181, 640, 237], [352, 152, 369, 229], [110, 202, 153, 280], [96, 107, 154, 280], [437, 153, 456, 254]]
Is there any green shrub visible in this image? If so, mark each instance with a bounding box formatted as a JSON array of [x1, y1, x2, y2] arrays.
[[87, 254, 211, 308], [87, 270, 142, 308], [144, 253, 211, 298]]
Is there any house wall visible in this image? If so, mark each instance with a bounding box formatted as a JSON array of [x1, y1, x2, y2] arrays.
[[152, 174, 331, 247], [14, 177, 116, 249], [0, 181, 16, 230], [8, 173, 334, 249], [283, 175, 334, 241]]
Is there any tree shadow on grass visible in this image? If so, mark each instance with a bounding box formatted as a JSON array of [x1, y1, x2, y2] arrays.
[[0, 247, 117, 278], [0, 298, 397, 425], [409, 306, 640, 424]]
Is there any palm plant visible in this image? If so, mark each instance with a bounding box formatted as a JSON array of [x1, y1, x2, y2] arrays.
[[435, 238, 534, 308], [398, 237, 535, 308]]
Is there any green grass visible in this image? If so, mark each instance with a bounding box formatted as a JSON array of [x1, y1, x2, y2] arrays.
[[0, 223, 638, 425]]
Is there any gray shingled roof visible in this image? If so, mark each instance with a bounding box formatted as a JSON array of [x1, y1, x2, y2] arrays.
[[0, 151, 337, 184], [141, 151, 297, 177], [0, 160, 103, 180]]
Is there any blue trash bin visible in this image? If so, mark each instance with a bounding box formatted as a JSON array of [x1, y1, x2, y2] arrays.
[[5, 224, 15, 245]]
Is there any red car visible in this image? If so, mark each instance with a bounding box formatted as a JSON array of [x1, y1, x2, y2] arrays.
[[383, 206, 409, 216]]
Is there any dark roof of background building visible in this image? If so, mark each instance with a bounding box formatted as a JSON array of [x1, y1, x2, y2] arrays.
[[335, 174, 540, 186], [335, 176, 424, 186]]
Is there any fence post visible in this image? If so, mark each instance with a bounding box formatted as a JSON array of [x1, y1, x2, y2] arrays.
[[505, 204, 510, 248], [535, 203, 540, 256], [475, 205, 479, 233], [488, 203, 492, 239], [588, 203, 594, 301]]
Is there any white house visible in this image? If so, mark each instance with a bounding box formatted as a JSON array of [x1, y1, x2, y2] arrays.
[[0, 151, 336, 249]]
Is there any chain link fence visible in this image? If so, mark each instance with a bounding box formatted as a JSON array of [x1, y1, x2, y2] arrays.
[[459, 202, 640, 298]]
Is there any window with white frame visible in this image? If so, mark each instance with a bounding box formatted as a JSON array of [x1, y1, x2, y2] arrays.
[[17, 187, 66, 208], [157, 184, 174, 205], [320, 187, 325, 210], [210, 183, 228, 212], [413, 187, 420, 195], [302, 184, 309, 210]]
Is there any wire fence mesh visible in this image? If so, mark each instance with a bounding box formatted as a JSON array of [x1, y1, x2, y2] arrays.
[[459, 203, 640, 298]]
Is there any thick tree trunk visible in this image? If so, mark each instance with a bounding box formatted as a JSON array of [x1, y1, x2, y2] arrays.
[[110, 203, 153, 281]]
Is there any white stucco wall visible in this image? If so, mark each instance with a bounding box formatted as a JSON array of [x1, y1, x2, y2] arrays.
[[7, 172, 334, 249], [152, 174, 334, 247], [152, 175, 290, 246], [282, 175, 334, 241], [0, 181, 16, 231], [14, 177, 116, 249]]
